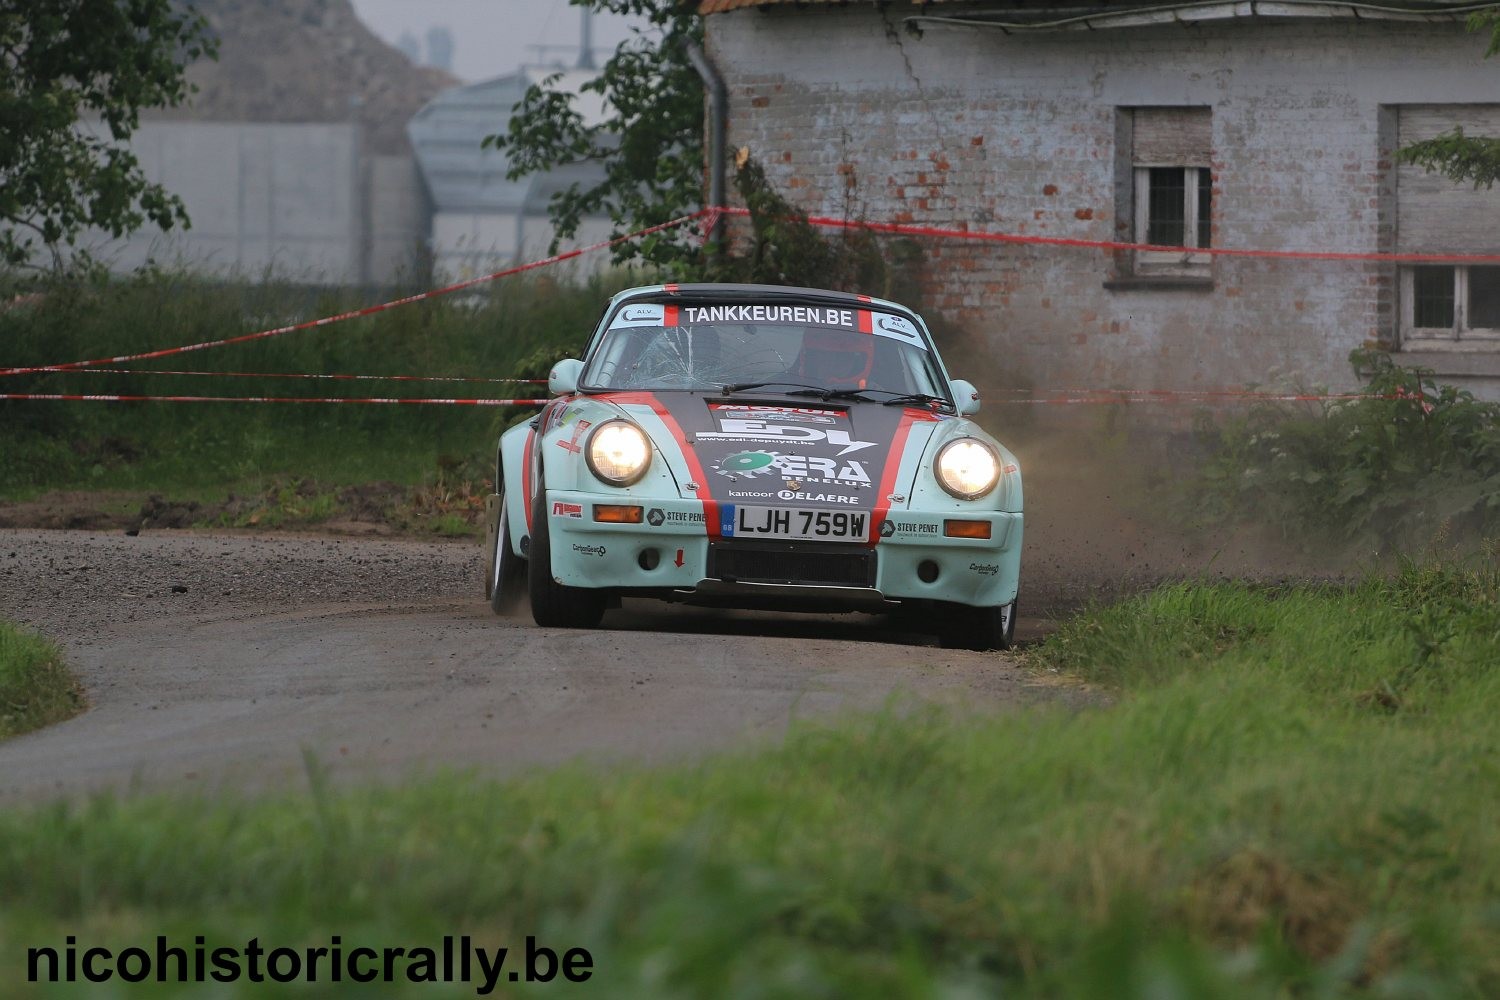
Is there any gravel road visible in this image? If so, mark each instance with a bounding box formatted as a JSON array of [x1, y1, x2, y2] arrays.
[[0, 528, 1077, 800]]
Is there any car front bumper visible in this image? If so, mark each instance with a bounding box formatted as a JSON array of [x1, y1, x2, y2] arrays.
[[536, 490, 1022, 609]]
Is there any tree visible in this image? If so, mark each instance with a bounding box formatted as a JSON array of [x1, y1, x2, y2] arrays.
[[484, 0, 704, 268], [1398, 13, 1500, 188], [0, 0, 216, 269]]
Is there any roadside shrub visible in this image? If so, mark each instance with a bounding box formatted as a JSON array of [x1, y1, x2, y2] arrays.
[[0, 621, 84, 740], [1187, 349, 1500, 544]]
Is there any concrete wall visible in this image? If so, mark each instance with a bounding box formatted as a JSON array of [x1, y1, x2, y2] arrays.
[[706, 9, 1500, 399], [430, 211, 616, 283], [367, 154, 430, 284], [70, 122, 426, 285]]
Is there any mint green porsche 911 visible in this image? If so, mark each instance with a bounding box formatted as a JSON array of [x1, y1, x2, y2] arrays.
[[483, 283, 1023, 649]]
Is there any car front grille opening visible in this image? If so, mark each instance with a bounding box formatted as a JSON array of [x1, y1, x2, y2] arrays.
[[710, 544, 875, 588]]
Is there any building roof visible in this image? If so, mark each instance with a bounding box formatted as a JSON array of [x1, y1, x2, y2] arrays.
[[407, 67, 612, 214], [700, 0, 1483, 18], [700, 0, 946, 11]]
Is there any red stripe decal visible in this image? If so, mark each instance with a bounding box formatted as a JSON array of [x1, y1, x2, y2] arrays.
[[869, 409, 937, 546], [664, 304, 679, 327], [601, 391, 719, 540], [521, 427, 536, 534], [857, 309, 873, 334]]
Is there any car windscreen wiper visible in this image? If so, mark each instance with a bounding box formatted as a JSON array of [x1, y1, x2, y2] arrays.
[[783, 387, 882, 403], [719, 380, 834, 395], [798, 386, 955, 410], [879, 392, 954, 411]]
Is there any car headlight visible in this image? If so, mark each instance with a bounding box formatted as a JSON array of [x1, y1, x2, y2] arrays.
[[586, 420, 652, 486], [935, 438, 1000, 500]]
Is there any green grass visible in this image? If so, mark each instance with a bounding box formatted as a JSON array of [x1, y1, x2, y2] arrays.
[[0, 270, 650, 501], [0, 622, 84, 741], [1, 562, 1498, 996]]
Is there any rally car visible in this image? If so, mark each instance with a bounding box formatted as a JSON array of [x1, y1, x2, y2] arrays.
[[483, 283, 1023, 649]]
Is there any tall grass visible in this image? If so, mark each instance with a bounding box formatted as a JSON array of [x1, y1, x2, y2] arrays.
[[1, 561, 1497, 995], [0, 622, 84, 740], [0, 269, 647, 497]]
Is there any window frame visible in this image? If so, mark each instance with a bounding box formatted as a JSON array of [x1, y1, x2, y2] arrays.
[[1400, 264, 1500, 344], [1133, 165, 1212, 271]]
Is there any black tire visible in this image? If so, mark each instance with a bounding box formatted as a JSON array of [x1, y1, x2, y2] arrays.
[[938, 598, 1017, 651], [527, 481, 607, 629], [485, 492, 526, 615]]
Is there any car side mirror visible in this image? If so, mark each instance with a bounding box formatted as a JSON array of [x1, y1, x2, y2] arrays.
[[549, 358, 583, 395], [950, 378, 981, 416]]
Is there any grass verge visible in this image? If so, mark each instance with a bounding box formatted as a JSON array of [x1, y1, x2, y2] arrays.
[[1, 560, 1498, 996], [0, 622, 84, 741], [0, 270, 641, 501]]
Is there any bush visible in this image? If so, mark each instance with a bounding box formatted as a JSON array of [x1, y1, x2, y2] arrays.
[[0, 622, 84, 740], [1187, 349, 1500, 544]]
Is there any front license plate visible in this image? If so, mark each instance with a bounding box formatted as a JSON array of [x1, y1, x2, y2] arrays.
[[721, 505, 869, 541]]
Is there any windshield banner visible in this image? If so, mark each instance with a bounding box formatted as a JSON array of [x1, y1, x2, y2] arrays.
[[607, 301, 927, 350]]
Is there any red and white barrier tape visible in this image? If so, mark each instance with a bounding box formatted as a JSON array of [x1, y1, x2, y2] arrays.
[[0, 389, 1421, 407], [998, 392, 1401, 405], [994, 387, 1385, 401], [57, 368, 546, 385], [2, 204, 1483, 407], [8, 370, 1403, 405], [720, 207, 1500, 264], [0, 393, 547, 407]]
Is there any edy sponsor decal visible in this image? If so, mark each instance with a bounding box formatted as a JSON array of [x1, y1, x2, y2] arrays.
[[572, 544, 607, 557], [697, 420, 876, 456], [552, 502, 583, 518]]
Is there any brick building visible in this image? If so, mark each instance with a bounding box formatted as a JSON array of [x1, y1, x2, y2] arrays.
[[700, 1, 1500, 399]]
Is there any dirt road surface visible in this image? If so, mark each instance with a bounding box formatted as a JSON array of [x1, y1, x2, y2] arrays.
[[0, 529, 1079, 800]]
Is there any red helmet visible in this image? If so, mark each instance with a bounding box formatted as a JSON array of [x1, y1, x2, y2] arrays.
[[796, 328, 873, 388]]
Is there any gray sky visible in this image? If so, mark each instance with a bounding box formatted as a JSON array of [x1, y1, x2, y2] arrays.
[[348, 0, 648, 83]]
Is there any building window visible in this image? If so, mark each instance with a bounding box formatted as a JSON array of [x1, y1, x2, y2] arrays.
[[1128, 107, 1212, 277], [1139, 166, 1211, 251], [1402, 265, 1500, 341], [1396, 105, 1500, 349]]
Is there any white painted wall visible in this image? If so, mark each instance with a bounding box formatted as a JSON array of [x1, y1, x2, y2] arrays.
[[54, 122, 427, 286]]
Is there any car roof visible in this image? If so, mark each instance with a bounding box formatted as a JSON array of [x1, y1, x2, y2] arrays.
[[610, 283, 918, 317]]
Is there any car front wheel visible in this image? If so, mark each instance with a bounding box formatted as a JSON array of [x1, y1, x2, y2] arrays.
[[485, 492, 527, 615], [527, 483, 607, 629], [938, 599, 1017, 651]]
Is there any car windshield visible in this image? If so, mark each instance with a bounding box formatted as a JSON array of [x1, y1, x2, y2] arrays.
[[580, 301, 949, 398]]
